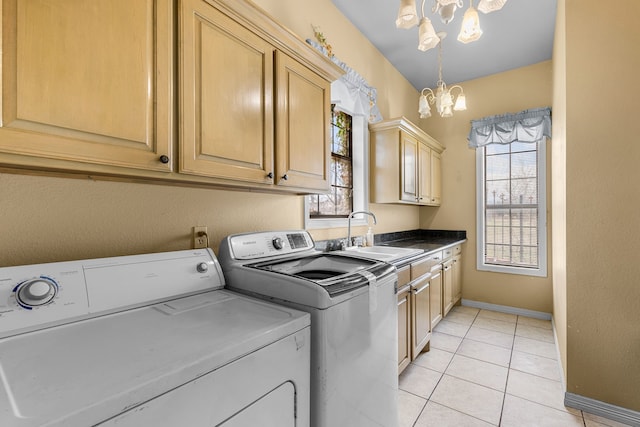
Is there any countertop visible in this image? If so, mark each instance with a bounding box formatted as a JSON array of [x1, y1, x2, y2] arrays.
[[375, 229, 467, 254]]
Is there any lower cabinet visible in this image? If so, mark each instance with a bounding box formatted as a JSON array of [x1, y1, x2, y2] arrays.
[[452, 253, 462, 303], [411, 275, 431, 360], [396, 244, 464, 375], [442, 245, 463, 317], [397, 273, 412, 374], [442, 259, 454, 317], [429, 267, 443, 328]]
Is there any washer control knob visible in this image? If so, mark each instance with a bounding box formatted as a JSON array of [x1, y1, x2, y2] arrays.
[[196, 262, 209, 273], [272, 237, 284, 250], [15, 277, 58, 308]]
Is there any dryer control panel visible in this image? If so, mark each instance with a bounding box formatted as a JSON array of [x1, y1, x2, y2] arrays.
[[0, 249, 224, 338], [225, 230, 316, 260]]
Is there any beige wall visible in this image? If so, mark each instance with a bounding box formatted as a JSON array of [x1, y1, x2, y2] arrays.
[[0, 0, 421, 267], [419, 61, 554, 313], [552, 0, 568, 384], [560, 0, 640, 411]]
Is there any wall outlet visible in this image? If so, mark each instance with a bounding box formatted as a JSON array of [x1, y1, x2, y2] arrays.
[[192, 226, 208, 249]]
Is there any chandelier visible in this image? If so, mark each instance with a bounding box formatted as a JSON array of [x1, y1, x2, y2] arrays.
[[396, 0, 507, 50], [418, 33, 466, 118]]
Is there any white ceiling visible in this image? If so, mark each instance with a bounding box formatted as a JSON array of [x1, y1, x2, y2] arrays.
[[331, 0, 557, 91]]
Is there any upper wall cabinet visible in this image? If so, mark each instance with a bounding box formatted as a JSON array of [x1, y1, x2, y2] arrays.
[[0, 0, 342, 194], [179, 0, 341, 193], [0, 0, 174, 172], [370, 117, 444, 206]]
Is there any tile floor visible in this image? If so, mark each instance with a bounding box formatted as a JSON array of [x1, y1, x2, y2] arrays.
[[398, 305, 633, 427]]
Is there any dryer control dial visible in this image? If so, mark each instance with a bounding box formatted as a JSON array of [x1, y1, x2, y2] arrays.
[[14, 277, 58, 308], [272, 237, 284, 250]]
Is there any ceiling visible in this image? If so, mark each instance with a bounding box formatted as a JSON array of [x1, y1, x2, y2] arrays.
[[331, 0, 557, 91]]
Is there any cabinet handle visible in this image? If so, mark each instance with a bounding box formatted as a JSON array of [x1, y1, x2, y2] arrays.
[[282, 174, 289, 181], [266, 172, 274, 179], [413, 283, 430, 295], [159, 155, 170, 164]]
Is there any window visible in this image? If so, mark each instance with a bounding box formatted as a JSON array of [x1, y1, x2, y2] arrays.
[[476, 140, 547, 277], [308, 106, 353, 217], [305, 106, 369, 230]]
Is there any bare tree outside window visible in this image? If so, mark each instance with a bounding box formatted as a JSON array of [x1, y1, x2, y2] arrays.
[[308, 105, 353, 217], [484, 142, 539, 268]]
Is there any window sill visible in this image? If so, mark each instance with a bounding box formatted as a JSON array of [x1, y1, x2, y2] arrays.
[[477, 262, 547, 278]]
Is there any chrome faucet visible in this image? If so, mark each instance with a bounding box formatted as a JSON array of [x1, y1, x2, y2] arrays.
[[346, 211, 377, 247]]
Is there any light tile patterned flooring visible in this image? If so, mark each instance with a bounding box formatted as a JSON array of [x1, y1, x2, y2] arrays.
[[398, 305, 633, 427]]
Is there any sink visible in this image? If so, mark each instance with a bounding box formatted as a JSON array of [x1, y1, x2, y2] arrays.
[[337, 246, 424, 262]]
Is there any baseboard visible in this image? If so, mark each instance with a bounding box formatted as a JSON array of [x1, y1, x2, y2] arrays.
[[565, 393, 640, 426], [461, 299, 552, 320]]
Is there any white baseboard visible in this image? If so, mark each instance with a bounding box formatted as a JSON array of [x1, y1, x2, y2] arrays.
[[461, 299, 552, 320], [565, 393, 640, 426]]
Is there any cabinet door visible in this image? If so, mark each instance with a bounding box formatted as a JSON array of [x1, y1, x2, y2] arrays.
[[0, 0, 173, 172], [452, 254, 462, 303], [275, 52, 331, 192], [418, 143, 432, 205], [443, 261, 454, 316], [180, 0, 275, 183], [430, 150, 442, 205], [430, 269, 443, 328], [411, 277, 431, 359], [400, 132, 419, 203], [397, 288, 411, 374]]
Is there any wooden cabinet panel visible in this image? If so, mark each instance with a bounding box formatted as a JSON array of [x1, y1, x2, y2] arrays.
[[369, 117, 443, 206], [411, 277, 431, 359], [397, 288, 411, 374], [430, 269, 443, 328], [442, 260, 454, 316], [452, 253, 462, 303], [400, 133, 418, 202], [180, 0, 334, 192], [275, 52, 330, 192], [0, 0, 173, 172], [418, 143, 432, 204], [430, 150, 442, 205], [180, 0, 274, 183]]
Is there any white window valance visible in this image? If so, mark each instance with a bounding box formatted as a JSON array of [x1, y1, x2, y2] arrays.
[[306, 39, 382, 123], [467, 107, 551, 148]]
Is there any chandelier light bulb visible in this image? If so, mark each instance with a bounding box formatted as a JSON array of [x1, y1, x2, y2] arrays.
[[396, 0, 419, 29], [458, 2, 483, 44], [418, 17, 440, 51], [453, 92, 467, 110], [477, 0, 508, 14], [418, 93, 432, 118]]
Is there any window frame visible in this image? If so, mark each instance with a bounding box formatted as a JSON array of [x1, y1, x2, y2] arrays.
[[304, 110, 369, 230], [476, 139, 548, 277]]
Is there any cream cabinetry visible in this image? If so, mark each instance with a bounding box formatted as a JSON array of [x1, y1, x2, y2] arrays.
[[442, 245, 463, 317], [397, 267, 412, 374], [370, 117, 444, 206], [0, 0, 341, 194], [0, 0, 174, 172], [179, 0, 338, 192]]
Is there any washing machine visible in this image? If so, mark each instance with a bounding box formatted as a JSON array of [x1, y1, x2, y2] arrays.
[[218, 230, 399, 427], [0, 249, 310, 427]]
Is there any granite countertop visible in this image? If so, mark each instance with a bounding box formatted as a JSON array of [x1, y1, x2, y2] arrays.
[[375, 229, 467, 254]]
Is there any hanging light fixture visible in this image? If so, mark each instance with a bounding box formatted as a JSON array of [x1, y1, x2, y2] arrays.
[[433, 0, 463, 24], [457, 0, 483, 43], [417, 0, 440, 51], [477, 0, 508, 14], [418, 33, 467, 119], [395, 0, 419, 29]]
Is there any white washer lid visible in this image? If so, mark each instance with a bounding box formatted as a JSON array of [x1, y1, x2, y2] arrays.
[[0, 290, 309, 427]]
